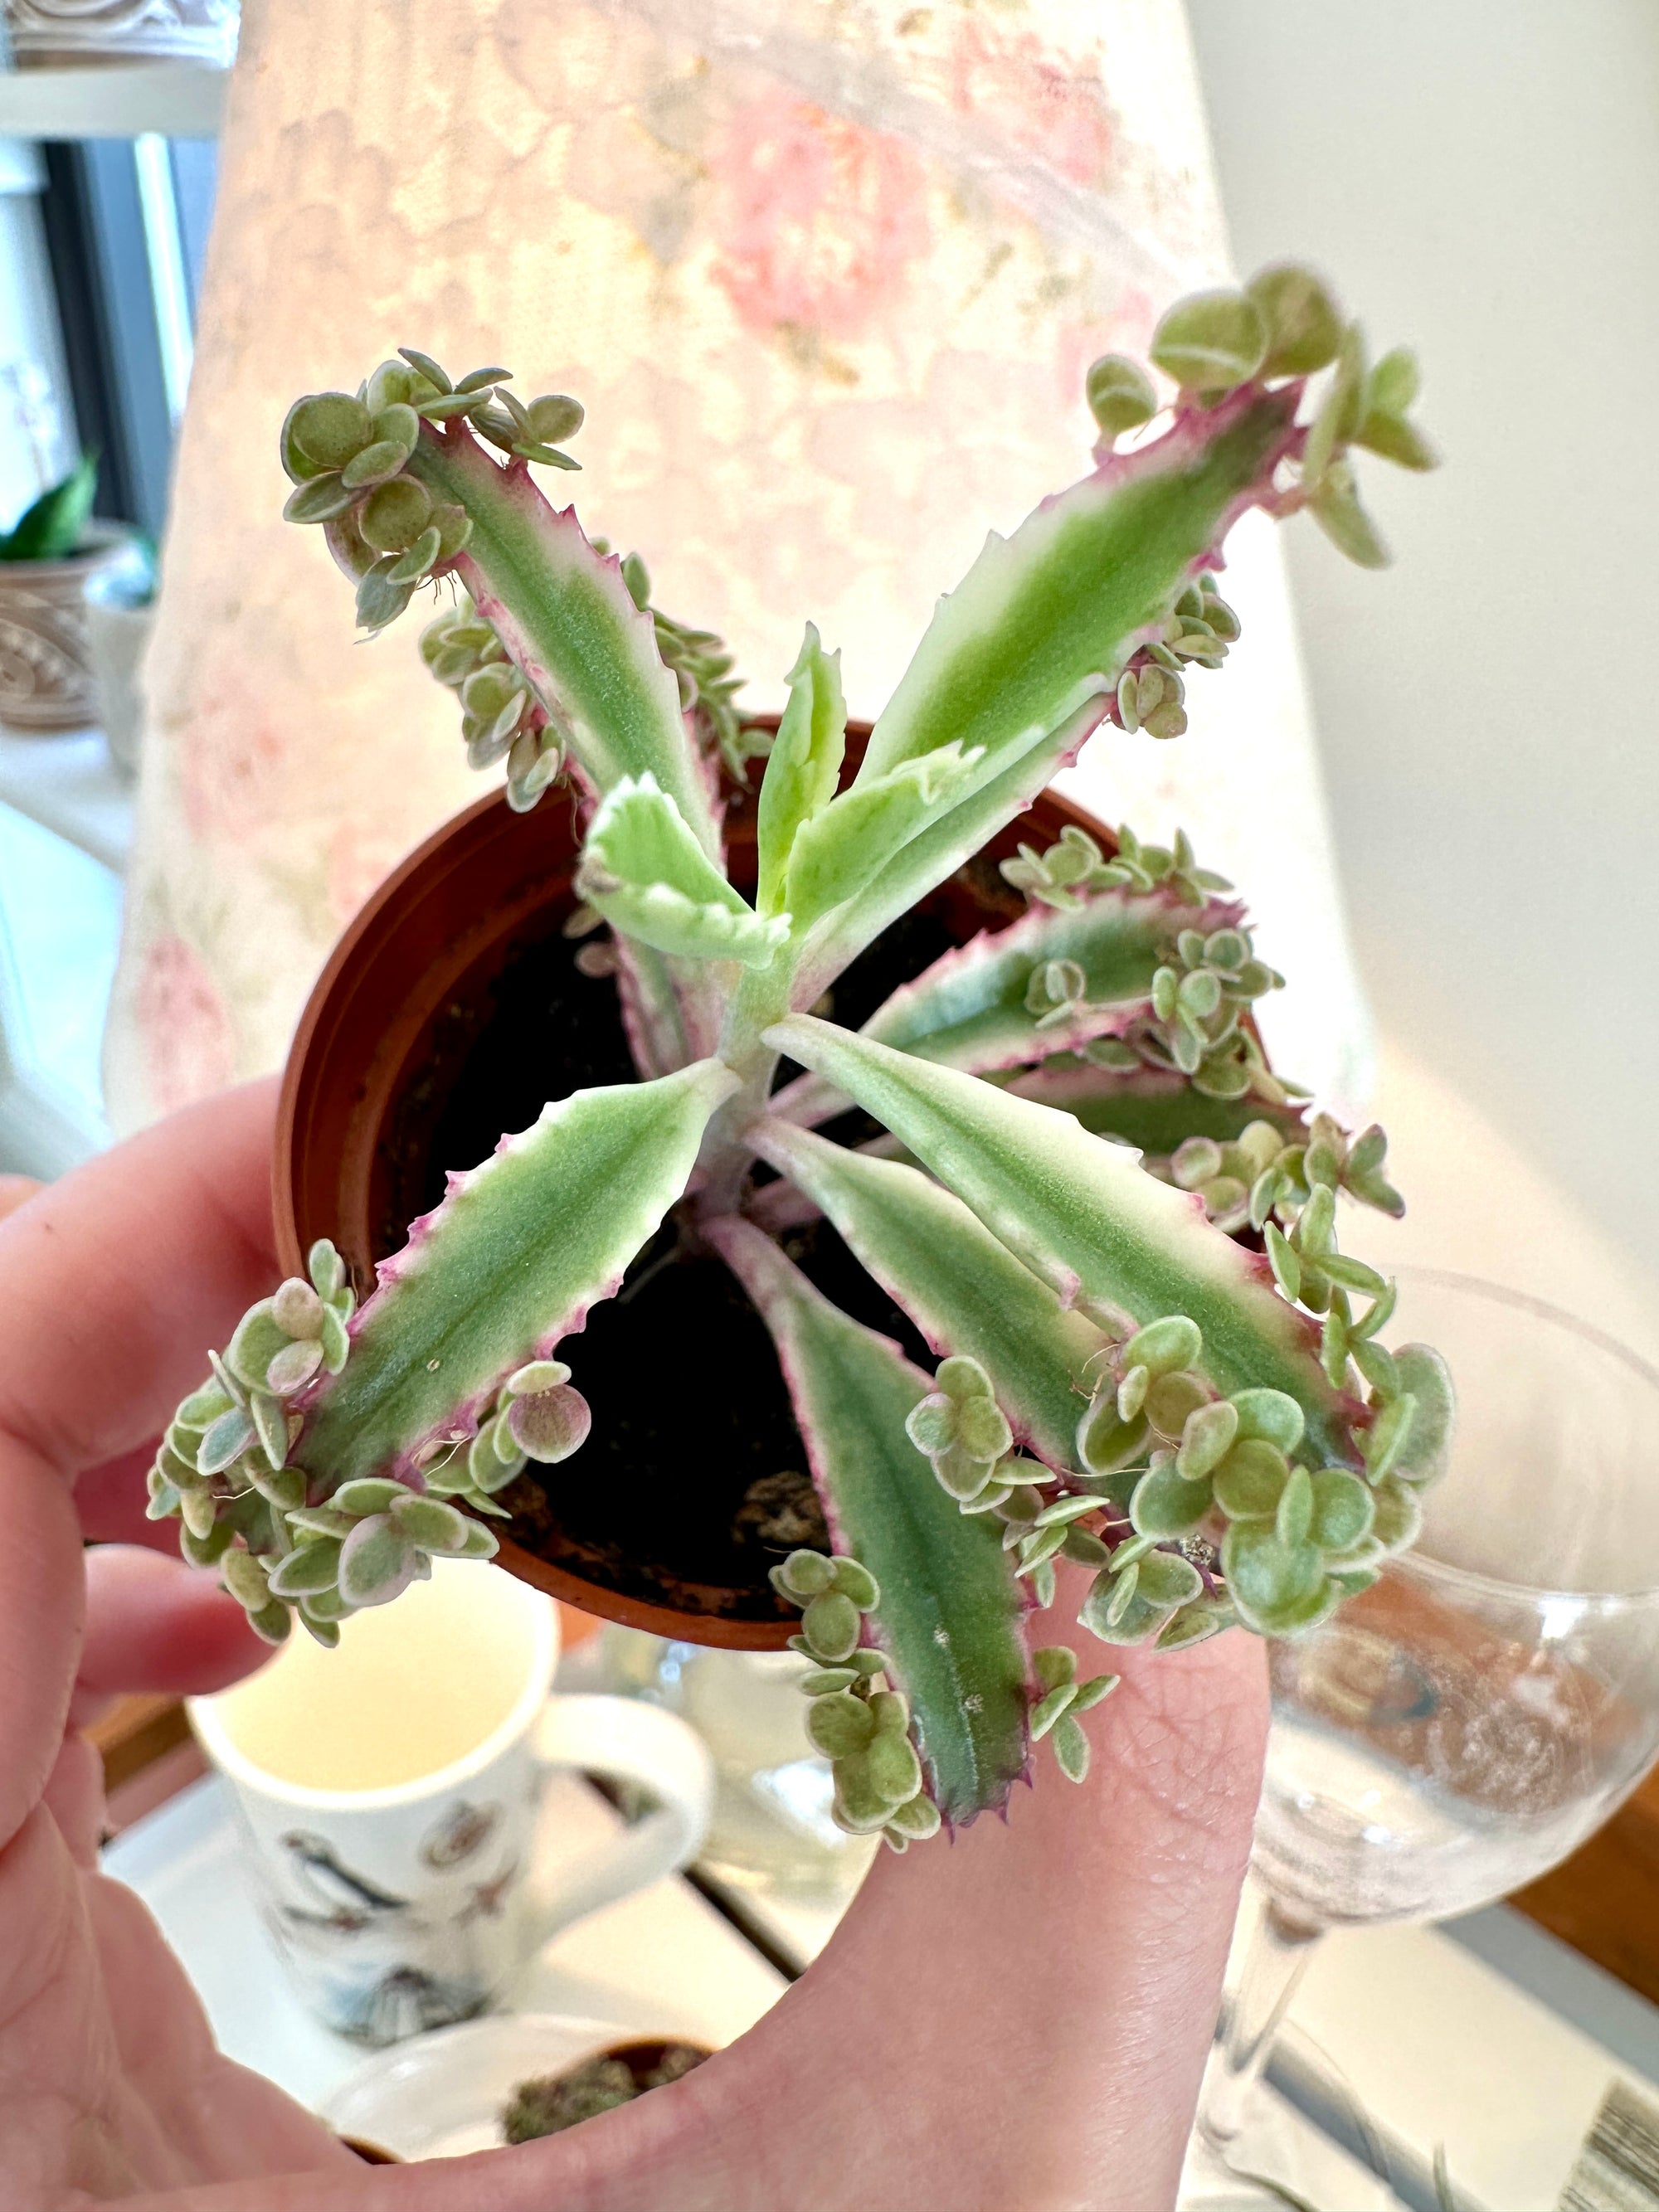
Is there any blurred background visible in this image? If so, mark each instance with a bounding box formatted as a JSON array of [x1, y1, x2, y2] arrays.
[[6, 7, 1659, 2200]]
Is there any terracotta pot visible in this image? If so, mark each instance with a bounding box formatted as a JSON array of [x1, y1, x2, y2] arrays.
[[0, 525, 128, 735], [275, 730, 1107, 1648]]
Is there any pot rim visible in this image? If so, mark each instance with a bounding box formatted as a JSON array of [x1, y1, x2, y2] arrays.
[[274, 780, 505, 1272]]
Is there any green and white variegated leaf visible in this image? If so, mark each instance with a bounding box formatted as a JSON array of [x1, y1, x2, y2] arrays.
[[781, 740, 987, 934], [610, 935, 696, 1078], [860, 386, 1298, 790], [1008, 1064, 1306, 1155], [711, 1217, 1029, 1822], [756, 624, 846, 919], [299, 1060, 737, 1490], [856, 887, 1234, 1075], [764, 1015, 1358, 1465], [795, 388, 1299, 995], [613, 928, 727, 1077], [753, 1121, 1105, 1473], [577, 774, 787, 970], [406, 425, 719, 857], [794, 696, 1104, 1006]]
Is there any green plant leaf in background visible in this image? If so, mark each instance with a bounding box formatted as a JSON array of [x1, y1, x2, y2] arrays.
[[0, 453, 97, 562]]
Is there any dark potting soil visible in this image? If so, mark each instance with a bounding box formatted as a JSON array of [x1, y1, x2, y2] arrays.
[[370, 887, 954, 1626], [501, 2040, 710, 2144]]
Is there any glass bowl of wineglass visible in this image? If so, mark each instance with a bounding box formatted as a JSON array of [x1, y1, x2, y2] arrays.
[[1200, 1268, 1659, 2163]]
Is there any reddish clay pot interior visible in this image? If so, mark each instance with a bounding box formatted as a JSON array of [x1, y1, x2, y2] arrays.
[[275, 733, 1102, 1647]]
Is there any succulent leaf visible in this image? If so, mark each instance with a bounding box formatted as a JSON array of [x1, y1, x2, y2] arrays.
[[854, 885, 1238, 1077], [756, 624, 848, 919], [338, 1514, 419, 1608], [505, 1379, 592, 1463], [858, 385, 1298, 796], [1389, 1344, 1455, 1484], [754, 1121, 1105, 1475], [1085, 354, 1158, 437], [712, 1219, 1029, 1822], [298, 1060, 737, 1490], [794, 696, 1109, 1009], [782, 741, 988, 933], [796, 397, 1298, 996], [577, 774, 788, 970], [1150, 288, 1269, 391], [1006, 1063, 1305, 1159], [766, 1015, 1358, 1464], [1310, 458, 1390, 569], [404, 425, 719, 858], [615, 552, 766, 787], [1246, 265, 1343, 379], [606, 933, 699, 1078]]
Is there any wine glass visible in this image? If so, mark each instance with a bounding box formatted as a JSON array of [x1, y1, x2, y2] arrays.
[[599, 1628, 877, 1898], [1199, 1268, 1659, 2161]]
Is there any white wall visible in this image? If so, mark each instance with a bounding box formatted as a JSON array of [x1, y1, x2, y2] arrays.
[[1185, 0, 1659, 1272]]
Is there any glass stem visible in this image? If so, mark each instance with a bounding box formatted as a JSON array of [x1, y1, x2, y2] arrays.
[[1199, 1897, 1325, 2151]]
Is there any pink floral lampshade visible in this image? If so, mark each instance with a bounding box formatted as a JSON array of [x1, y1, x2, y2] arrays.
[[105, 0, 1369, 1129]]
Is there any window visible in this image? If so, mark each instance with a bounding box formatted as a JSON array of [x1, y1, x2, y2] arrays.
[[0, 96, 220, 1174]]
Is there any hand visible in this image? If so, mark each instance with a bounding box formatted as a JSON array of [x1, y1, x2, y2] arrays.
[[0, 1085, 1266, 2212]]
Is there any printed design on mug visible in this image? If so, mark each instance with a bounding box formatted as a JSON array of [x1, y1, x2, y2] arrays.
[[420, 1798, 503, 1869], [421, 1797, 523, 1924], [255, 1828, 496, 2045], [457, 1857, 521, 1924], [335, 1963, 488, 2047], [275, 1830, 412, 1933]]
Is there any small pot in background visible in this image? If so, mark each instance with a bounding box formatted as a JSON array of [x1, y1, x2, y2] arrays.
[[0, 523, 127, 736], [84, 554, 156, 780]]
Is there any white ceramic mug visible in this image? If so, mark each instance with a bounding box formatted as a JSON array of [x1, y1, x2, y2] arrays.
[[188, 1560, 713, 2045]]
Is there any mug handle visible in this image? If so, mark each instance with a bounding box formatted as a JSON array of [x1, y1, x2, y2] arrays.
[[524, 1694, 714, 1944]]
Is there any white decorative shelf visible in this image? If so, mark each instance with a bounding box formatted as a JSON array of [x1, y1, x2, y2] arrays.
[[0, 60, 228, 139], [0, 727, 133, 872]]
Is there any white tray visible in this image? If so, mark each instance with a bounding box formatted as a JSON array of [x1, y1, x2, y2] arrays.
[[102, 1767, 785, 2117]]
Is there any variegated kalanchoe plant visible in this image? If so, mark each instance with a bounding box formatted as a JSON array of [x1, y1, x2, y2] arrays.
[[152, 264, 1453, 1849]]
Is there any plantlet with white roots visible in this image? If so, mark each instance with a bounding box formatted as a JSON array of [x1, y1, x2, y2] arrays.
[[153, 265, 1454, 1849]]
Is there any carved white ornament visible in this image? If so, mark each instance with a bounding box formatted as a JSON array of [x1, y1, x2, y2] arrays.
[[2, 0, 238, 66]]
